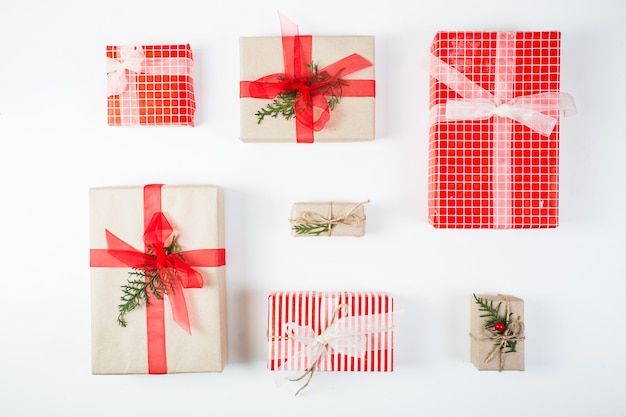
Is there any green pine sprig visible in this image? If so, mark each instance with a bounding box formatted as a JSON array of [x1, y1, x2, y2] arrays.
[[117, 236, 181, 327], [255, 92, 297, 124], [255, 61, 347, 124], [473, 294, 518, 353], [292, 223, 331, 236]]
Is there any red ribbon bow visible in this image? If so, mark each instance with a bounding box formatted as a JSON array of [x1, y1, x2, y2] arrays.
[[102, 211, 203, 335], [240, 13, 375, 142]]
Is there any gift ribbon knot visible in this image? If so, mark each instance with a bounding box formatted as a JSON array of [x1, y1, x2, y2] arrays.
[[101, 211, 203, 335], [443, 93, 576, 137], [106, 45, 146, 96]]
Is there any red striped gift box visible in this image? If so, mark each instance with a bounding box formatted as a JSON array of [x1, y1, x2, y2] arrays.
[[267, 291, 394, 373]]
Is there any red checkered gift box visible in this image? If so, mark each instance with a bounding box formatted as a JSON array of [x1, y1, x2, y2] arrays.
[[428, 31, 575, 228], [107, 44, 196, 126]]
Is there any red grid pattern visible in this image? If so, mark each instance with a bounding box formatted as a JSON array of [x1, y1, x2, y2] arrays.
[[107, 44, 196, 126], [428, 32, 561, 228]]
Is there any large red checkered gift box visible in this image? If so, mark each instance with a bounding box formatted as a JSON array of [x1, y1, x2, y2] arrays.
[[267, 291, 394, 395], [428, 31, 575, 228], [106, 44, 196, 126]]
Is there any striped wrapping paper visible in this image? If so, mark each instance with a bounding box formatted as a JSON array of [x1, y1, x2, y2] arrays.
[[267, 291, 394, 372]]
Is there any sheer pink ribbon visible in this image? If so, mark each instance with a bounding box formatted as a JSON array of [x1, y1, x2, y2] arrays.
[[429, 32, 576, 228], [106, 45, 193, 126], [273, 305, 394, 394]]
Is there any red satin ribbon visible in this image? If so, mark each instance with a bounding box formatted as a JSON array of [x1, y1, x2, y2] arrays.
[[240, 14, 375, 143], [90, 184, 226, 373]]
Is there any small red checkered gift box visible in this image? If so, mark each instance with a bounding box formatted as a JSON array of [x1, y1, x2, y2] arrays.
[[267, 291, 394, 395], [428, 31, 575, 228], [106, 44, 196, 126]]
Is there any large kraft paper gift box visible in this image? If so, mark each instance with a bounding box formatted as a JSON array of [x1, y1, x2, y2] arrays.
[[239, 14, 375, 143], [89, 184, 227, 374], [428, 31, 576, 228], [267, 291, 394, 394], [107, 44, 196, 126], [470, 294, 525, 371]]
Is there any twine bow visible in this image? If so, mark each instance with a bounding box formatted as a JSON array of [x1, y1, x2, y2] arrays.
[[291, 200, 369, 236], [471, 295, 525, 371]]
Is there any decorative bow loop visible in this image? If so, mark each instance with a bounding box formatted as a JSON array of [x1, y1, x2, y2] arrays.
[[103, 212, 203, 334], [429, 53, 576, 137], [284, 318, 369, 361], [444, 92, 575, 137], [106, 45, 145, 96], [277, 306, 394, 395]]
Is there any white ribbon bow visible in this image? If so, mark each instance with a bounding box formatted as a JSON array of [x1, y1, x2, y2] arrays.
[[444, 92, 576, 137], [106, 45, 146, 96], [277, 307, 394, 395], [430, 53, 576, 137]]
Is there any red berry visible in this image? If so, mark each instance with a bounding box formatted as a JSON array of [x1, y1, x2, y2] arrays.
[[494, 322, 505, 333]]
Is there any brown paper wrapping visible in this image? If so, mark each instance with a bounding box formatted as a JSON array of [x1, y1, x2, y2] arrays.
[[470, 294, 524, 371], [239, 36, 375, 142], [89, 185, 227, 374], [290, 201, 367, 237]]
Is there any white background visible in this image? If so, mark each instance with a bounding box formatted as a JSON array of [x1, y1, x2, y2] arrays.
[[1, 0, 625, 415]]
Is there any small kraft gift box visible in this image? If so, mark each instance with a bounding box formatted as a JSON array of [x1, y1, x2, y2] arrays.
[[289, 201, 369, 237], [267, 291, 394, 395], [89, 184, 227, 374], [428, 31, 576, 228], [106, 44, 196, 126], [470, 294, 525, 371], [239, 13, 375, 143]]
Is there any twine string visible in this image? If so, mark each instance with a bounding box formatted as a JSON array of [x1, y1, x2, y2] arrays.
[[290, 200, 370, 236]]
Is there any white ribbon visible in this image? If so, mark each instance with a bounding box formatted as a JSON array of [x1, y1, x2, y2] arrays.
[[106, 45, 146, 96], [274, 307, 394, 395], [283, 313, 394, 364], [430, 54, 576, 137]]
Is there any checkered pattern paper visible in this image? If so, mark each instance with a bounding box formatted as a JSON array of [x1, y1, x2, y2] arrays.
[[267, 291, 394, 372], [428, 32, 564, 228], [107, 44, 196, 126]]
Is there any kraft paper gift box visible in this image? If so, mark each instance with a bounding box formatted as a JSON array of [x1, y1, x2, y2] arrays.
[[267, 291, 394, 395], [239, 14, 375, 143], [106, 44, 196, 126], [89, 184, 227, 374], [428, 31, 576, 228], [470, 294, 525, 371], [290, 201, 369, 237]]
